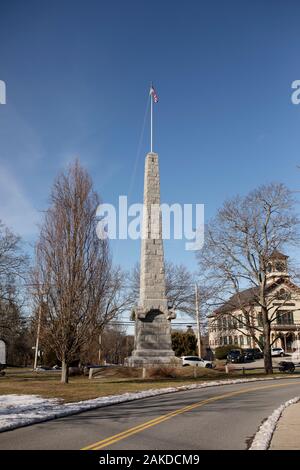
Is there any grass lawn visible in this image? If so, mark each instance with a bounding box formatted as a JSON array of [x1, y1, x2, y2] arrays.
[[0, 366, 298, 403]]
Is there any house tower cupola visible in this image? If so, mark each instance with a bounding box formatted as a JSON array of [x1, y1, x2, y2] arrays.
[[266, 250, 289, 281]]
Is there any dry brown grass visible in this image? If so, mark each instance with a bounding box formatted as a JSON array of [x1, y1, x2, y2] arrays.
[[0, 366, 293, 403], [91, 366, 141, 379], [0, 366, 223, 402], [146, 366, 177, 379]]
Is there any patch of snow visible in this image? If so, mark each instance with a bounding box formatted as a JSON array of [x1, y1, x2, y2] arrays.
[[249, 396, 300, 450], [0, 376, 298, 433]]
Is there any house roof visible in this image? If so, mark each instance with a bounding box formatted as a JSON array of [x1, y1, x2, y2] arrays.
[[269, 250, 289, 260], [213, 287, 259, 315], [210, 277, 300, 317]]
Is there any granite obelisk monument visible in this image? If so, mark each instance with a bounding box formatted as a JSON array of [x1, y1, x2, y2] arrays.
[[128, 86, 179, 366]]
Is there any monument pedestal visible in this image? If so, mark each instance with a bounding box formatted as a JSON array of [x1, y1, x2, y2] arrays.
[[128, 303, 181, 367]]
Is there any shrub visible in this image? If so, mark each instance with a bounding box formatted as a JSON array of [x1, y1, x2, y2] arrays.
[[147, 366, 177, 379], [171, 331, 197, 357], [214, 345, 241, 360]]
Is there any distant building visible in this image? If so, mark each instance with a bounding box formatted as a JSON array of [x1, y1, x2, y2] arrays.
[[208, 251, 300, 353]]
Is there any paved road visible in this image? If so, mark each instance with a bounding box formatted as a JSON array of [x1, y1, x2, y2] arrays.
[[1, 378, 300, 450]]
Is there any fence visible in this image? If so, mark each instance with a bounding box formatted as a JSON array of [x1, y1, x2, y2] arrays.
[[225, 364, 300, 375]]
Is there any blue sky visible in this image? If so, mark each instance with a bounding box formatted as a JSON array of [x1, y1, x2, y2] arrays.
[[1, 0, 300, 275]]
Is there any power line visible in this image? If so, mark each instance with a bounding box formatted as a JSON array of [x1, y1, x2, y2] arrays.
[[110, 321, 197, 325]]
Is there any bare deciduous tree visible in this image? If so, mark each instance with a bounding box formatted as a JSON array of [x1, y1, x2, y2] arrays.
[[100, 324, 134, 365], [197, 183, 300, 374], [0, 221, 27, 304], [0, 221, 28, 340], [33, 161, 123, 383]]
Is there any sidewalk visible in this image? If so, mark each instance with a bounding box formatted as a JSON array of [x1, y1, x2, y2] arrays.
[[269, 402, 300, 450]]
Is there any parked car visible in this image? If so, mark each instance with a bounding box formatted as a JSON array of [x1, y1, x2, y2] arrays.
[[243, 348, 263, 361], [181, 356, 214, 368], [253, 348, 264, 359], [271, 347, 285, 357], [243, 349, 255, 362], [36, 365, 52, 371], [226, 349, 245, 363]]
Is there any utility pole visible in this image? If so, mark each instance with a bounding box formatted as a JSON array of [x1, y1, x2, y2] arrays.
[[33, 287, 48, 371], [98, 332, 102, 365], [33, 302, 42, 370], [195, 284, 202, 357]]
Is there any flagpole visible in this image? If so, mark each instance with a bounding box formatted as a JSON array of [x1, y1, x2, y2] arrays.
[[150, 90, 153, 153]]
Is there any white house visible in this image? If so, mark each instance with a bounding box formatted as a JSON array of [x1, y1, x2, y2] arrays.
[[208, 251, 300, 353]]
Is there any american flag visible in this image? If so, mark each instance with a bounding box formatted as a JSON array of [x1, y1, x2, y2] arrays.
[[150, 86, 158, 103]]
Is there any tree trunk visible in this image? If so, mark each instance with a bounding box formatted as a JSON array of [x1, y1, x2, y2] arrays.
[[263, 322, 273, 374], [61, 360, 69, 383]]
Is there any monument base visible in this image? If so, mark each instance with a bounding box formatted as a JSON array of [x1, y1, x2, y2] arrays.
[[127, 307, 180, 368], [127, 350, 181, 368]]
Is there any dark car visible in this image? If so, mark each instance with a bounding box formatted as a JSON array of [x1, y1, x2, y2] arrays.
[[226, 349, 245, 363], [243, 348, 263, 361]]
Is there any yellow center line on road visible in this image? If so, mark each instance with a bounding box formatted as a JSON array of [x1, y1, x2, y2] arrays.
[[82, 380, 300, 450]]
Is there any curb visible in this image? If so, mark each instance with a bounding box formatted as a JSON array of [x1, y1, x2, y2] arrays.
[[249, 396, 300, 450]]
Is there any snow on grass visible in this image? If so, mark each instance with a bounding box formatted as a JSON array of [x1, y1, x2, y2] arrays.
[[0, 376, 297, 433], [249, 396, 300, 450]]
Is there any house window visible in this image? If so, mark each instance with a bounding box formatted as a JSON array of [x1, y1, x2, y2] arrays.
[[257, 312, 263, 327], [275, 262, 285, 272], [259, 335, 264, 345], [224, 336, 228, 345], [276, 311, 294, 325], [247, 336, 251, 345], [229, 336, 233, 345], [234, 336, 238, 345], [276, 289, 291, 301], [239, 335, 244, 346], [238, 315, 243, 328], [267, 263, 272, 273]]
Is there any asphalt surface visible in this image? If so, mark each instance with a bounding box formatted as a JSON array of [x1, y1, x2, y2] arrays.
[[1, 378, 300, 450]]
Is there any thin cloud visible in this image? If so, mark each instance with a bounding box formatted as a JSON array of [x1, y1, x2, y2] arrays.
[[0, 165, 40, 238]]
